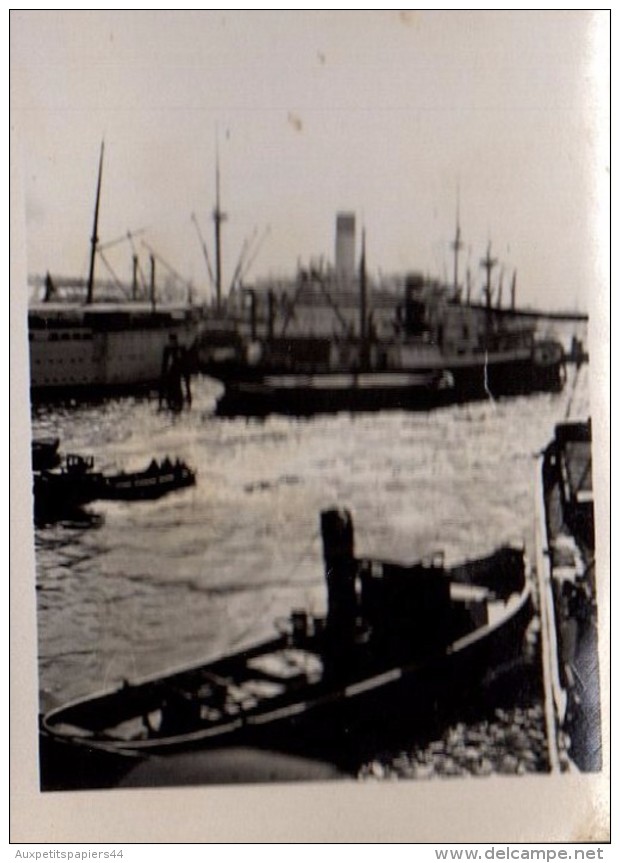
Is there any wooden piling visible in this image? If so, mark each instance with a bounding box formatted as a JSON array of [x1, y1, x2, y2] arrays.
[[320, 509, 357, 636]]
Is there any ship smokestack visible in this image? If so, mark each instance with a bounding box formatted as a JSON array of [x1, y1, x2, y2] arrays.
[[335, 213, 356, 286]]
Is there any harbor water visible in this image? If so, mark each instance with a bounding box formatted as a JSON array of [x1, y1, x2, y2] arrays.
[[32, 364, 591, 779]]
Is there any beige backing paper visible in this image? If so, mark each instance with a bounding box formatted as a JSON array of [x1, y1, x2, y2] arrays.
[[10, 9, 610, 843]]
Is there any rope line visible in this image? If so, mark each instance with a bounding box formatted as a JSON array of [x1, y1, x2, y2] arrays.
[[564, 363, 582, 421]]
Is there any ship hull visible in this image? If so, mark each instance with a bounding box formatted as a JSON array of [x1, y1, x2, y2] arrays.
[[28, 304, 200, 400], [215, 346, 565, 417], [536, 419, 601, 771]]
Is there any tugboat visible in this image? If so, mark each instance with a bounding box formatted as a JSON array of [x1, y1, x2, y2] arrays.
[[536, 418, 601, 771], [31, 437, 61, 472], [33, 453, 196, 514], [40, 509, 533, 787], [33, 454, 102, 511]]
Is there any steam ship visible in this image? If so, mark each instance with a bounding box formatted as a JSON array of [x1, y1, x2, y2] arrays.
[[28, 144, 200, 401], [209, 221, 567, 417]]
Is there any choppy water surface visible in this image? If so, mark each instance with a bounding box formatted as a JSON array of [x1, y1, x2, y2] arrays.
[[32, 366, 590, 779]]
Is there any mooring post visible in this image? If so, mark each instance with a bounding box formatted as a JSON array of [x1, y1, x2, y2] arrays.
[[320, 509, 357, 638]]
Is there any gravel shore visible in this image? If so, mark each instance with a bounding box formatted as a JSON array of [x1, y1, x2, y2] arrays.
[[359, 704, 550, 780]]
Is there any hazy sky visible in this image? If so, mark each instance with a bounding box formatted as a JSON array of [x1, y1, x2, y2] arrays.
[[11, 10, 609, 311]]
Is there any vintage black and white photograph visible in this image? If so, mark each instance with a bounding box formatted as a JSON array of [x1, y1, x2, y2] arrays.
[[10, 8, 609, 839]]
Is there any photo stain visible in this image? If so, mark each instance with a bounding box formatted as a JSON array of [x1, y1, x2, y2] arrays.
[[398, 11, 417, 27], [287, 112, 303, 133]]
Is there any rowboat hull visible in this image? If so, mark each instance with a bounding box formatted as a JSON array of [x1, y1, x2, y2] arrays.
[[40, 540, 533, 788]]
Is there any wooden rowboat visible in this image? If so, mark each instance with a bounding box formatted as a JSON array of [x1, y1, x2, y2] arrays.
[[41, 509, 533, 785]]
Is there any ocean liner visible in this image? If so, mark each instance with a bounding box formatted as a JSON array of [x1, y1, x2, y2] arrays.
[[28, 144, 201, 400]]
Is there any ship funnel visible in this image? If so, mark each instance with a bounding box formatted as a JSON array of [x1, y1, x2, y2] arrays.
[[335, 213, 356, 285]]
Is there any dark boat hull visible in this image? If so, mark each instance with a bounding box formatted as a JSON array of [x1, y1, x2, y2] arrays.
[[225, 586, 534, 767], [31, 438, 61, 471], [33, 470, 102, 510], [39, 594, 533, 789], [217, 373, 454, 417], [537, 419, 601, 771], [97, 468, 196, 501], [33, 463, 196, 512], [215, 349, 565, 417]]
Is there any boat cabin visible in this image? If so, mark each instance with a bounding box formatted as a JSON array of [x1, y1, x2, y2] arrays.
[[319, 509, 491, 662]]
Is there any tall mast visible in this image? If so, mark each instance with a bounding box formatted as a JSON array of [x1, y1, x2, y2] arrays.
[[213, 138, 227, 312], [86, 141, 105, 305], [149, 253, 156, 312], [359, 227, 367, 363], [496, 267, 504, 309], [480, 241, 497, 310], [191, 212, 215, 297], [451, 197, 463, 298], [132, 254, 138, 300]]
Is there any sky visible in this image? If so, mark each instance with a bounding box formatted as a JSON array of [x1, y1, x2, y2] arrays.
[[11, 10, 609, 312]]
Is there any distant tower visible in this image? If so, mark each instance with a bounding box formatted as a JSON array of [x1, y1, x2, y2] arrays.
[[335, 213, 356, 284]]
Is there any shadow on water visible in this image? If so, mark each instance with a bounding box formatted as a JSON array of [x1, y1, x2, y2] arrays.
[[33, 504, 105, 531]]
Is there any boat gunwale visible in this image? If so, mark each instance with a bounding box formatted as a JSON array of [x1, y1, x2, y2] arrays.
[[535, 441, 568, 773], [534, 416, 597, 774]]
